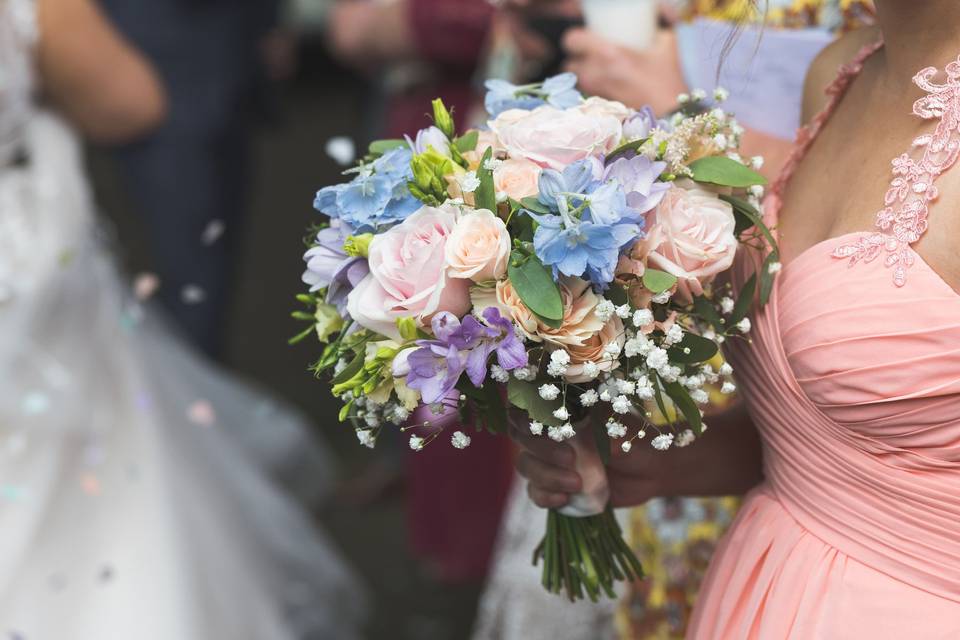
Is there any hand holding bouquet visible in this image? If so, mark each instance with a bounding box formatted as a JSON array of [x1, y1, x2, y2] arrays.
[[294, 75, 778, 600]]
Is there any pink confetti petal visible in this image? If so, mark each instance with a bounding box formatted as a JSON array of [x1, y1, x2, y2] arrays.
[[187, 400, 216, 427], [133, 273, 161, 301]]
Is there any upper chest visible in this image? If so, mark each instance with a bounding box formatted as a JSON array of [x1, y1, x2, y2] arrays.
[[776, 69, 960, 292]]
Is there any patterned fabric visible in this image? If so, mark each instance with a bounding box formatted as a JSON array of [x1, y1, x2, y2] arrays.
[[833, 51, 960, 286], [616, 498, 740, 640], [686, 0, 874, 32]]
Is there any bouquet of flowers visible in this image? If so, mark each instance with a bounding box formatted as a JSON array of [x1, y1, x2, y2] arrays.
[[294, 74, 778, 601]]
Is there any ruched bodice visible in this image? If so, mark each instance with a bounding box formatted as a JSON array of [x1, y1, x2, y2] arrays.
[[689, 42, 960, 638]]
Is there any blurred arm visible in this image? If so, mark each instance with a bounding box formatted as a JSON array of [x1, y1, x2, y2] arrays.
[[36, 0, 167, 143]]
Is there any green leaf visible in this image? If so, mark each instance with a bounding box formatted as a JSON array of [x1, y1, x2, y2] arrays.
[[454, 130, 479, 153], [606, 138, 649, 164], [662, 379, 704, 435], [729, 273, 756, 327], [667, 332, 719, 364], [607, 284, 629, 307], [651, 375, 671, 424], [481, 381, 508, 434], [520, 196, 552, 215], [759, 250, 780, 305], [475, 147, 497, 212], [368, 139, 406, 156], [720, 195, 777, 250], [332, 350, 364, 386], [507, 379, 562, 427], [338, 399, 355, 422], [642, 268, 678, 294], [593, 422, 611, 466], [690, 156, 768, 188], [508, 251, 564, 322], [693, 295, 724, 332]]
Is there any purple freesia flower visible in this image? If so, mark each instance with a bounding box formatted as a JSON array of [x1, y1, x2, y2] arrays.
[[401, 308, 528, 404], [302, 221, 369, 314], [602, 155, 670, 214], [406, 126, 451, 157]]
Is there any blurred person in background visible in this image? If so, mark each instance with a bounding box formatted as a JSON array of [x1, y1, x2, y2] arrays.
[[472, 1, 874, 639], [0, 0, 364, 636], [327, 0, 515, 588], [97, 0, 284, 358]]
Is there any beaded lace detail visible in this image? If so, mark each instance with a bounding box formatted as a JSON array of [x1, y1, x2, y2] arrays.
[[833, 54, 960, 286]]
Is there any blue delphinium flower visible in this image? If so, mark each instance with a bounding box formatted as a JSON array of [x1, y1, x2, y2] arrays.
[[484, 73, 584, 118], [313, 145, 419, 230], [526, 161, 645, 288]]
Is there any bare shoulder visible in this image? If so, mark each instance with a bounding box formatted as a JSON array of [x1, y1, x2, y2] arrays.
[[801, 26, 882, 124]]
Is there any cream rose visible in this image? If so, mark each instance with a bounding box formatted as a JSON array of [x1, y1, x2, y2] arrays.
[[575, 96, 632, 122], [347, 204, 471, 340], [493, 158, 541, 201], [645, 186, 738, 302], [445, 209, 511, 282], [488, 105, 623, 171]]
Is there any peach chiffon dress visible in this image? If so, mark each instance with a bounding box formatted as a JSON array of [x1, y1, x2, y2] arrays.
[[688, 42, 960, 638]]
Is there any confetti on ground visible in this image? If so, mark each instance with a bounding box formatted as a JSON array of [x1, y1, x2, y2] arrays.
[[98, 565, 115, 584], [325, 136, 356, 166], [8, 630, 25, 640], [80, 473, 101, 496], [133, 272, 160, 301], [21, 392, 50, 416], [0, 485, 27, 502], [201, 219, 226, 246], [83, 442, 106, 467], [187, 400, 216, 427], [180, 285, 207, 305], [4, 433, 27, 458], [135, 391, 153, 412], [120, 303, 145, 330]]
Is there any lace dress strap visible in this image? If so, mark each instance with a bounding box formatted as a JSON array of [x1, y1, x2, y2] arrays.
[[769, 40, 885, 205], [833, 54, 960, 286]]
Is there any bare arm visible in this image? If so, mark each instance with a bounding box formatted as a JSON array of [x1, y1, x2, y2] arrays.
[[36, 0, 167, 143]]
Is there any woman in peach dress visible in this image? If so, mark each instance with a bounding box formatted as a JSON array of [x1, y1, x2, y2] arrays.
[[514, 1, 960, 637]]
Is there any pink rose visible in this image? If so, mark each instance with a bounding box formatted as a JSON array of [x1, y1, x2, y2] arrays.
[[575, 97, 632, 122], [347, 205, 471, 340], [489, 105, 623, 171], [644, 186, 738, 302], [445, 209, 511, 282], [493, 158, 542, 200]]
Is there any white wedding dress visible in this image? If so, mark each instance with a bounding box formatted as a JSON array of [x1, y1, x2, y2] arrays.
[[0, 1, 364, 638]]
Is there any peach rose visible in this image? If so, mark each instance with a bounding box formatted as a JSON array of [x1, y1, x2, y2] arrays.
[[562, 315, 625, 383], [493, 158, 541, 201], [644, 186, 738, 302], [445, 209, 511, 282], [463, 130, 504, 169], [347, 204, 471, 340], [488, 105, 623, 171], [537, 277, 605, 347]]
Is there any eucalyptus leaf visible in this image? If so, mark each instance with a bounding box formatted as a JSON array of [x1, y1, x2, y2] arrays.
[[690, 156, 768, 188], [508, 251, 564, 322], [760, 250, 780, 305], [667, 332, 719, 364], [332, 350, 364, 386], [642, 268, 678, 294], [507, 379, 562, 427], [520, 196, 552, 215], [368, 139, 407, 156], [693, 295, 724, 332], [729, 273, 756, 326], [475, 147, 497, 212], [593, 424, 611, 466], [454, 130, 479, 153], [662, 379, 703, 435], [721, 195, 778, 250], [482, 381, 508, 434]]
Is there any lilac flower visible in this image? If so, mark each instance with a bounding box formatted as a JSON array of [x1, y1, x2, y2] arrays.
[[301, 222, 370, 314], [602, 155, 670, 214], [406, 126, 451, 157], [622, 106, 658, 140], [400, 309, 528, 404]]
